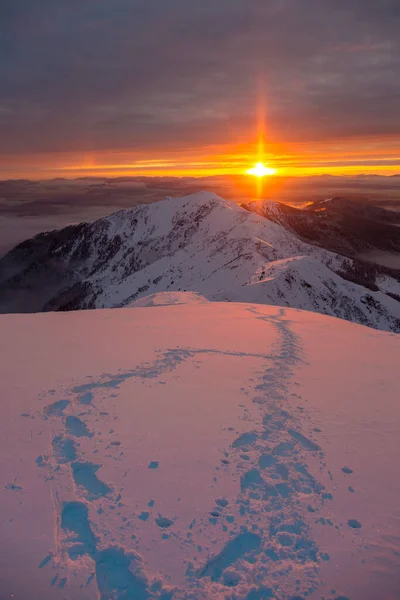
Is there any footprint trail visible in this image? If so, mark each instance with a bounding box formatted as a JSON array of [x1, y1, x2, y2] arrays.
[[32, 311, 356, 599]]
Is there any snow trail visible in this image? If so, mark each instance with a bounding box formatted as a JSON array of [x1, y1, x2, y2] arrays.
[[1, 302, 398, 599], [192, 307, 331, 597], [30, 307, 339, 599]]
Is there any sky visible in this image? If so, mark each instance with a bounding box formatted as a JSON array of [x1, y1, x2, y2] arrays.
[[1, 0, 400, 179]]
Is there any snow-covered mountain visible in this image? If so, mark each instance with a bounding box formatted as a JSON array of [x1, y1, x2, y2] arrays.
[[243, 197, 400, 257], [309, 196, 400, 225], [1, 192, 400, 332], [1, 298, 399, 599]]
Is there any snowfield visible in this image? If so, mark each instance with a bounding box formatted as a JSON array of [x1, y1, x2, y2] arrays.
[[1, 296, 399, 599]]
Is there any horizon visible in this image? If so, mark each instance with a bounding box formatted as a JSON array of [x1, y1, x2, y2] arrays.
[[2, 172, 400, 183], [2, 147, 400, 180]]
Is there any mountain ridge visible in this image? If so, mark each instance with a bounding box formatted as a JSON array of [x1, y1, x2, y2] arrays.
[[0, 192, 399, 332], [243, 197, 400, 256]]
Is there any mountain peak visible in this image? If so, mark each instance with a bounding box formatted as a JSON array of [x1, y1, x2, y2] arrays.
[[0, 192, 399, 332]]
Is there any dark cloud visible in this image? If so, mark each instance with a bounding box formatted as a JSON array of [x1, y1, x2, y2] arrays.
[[1, 0, 400, 154]]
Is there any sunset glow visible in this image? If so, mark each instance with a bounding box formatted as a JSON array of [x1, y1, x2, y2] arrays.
[[1, 1, 399, 182], [247, 162, 276, 178], [2, 139, 400, 180]]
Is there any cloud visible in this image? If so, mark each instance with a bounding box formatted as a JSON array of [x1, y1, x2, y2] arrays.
[[1, 0, 400, 156]]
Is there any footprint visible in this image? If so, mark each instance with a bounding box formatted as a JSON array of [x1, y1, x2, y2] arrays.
[[241, 469, 264, 491], [292, 463, 324, 495], [95, 547, 151, 600], [348, 519, 362, 529], [215, 498, 229, 508], [44, 400, 70, 418], [61, 501, 97, 559], [198, 531, 261, 581], [52, 436, 77, 464], [288, 429, 320, 451], [258, 454, 277, 469], [265, 548, 279, 562], [61, 497, 168, 600], [276, 533, 294, 547], [275, 482, 292, 498], [275, 463, 289, 480], [71, 462, 112, 500], [79, 392, 93, 406], [272, 442, 294, 457], [232, 432, 258, 448], [155, 516, 174, 529], [223, 569, 241, 587], [66, 416, 93, 438]]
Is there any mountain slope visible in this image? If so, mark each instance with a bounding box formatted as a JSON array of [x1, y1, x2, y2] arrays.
[[0, 192, 399, 332], [244, 197, 400, 259], [214, 254, 400, 329], [1, 299, 399, 599], [310, 196, 400, 225]]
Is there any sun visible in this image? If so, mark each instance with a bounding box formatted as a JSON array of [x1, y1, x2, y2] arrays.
[[247, 162, 276, 177]]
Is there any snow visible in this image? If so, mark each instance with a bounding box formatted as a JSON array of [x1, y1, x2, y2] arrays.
[[248, 199, 286, 220], [5, 191, 398, 333], [128, 291, 209, 308], [213, 254, 400, 331], [1, 297, 399, 599], [377, 274, 400, 297]]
